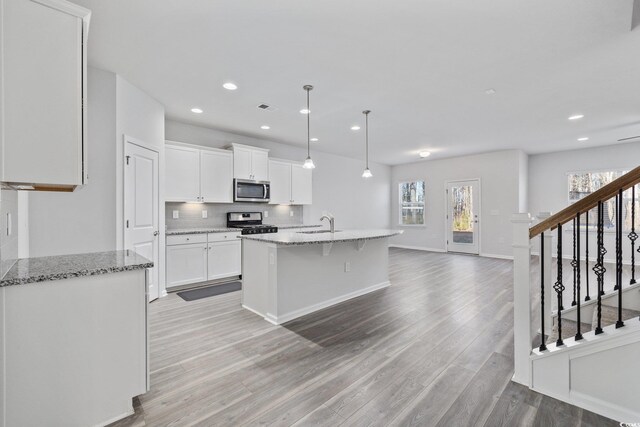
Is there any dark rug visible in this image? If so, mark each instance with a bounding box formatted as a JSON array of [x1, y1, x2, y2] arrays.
[[177, 281, 242, 301]]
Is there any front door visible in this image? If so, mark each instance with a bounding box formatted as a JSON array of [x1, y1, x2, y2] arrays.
[[125, 140, 160, 301], [446, 179, 480, 254]]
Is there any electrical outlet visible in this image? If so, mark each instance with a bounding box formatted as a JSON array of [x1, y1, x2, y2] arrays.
[[172, 210, 179, 219], [290, 210, 294, 217], [263, 211, 269, 218], [202, 210, 208, 219], [345, 261, 351, 272]]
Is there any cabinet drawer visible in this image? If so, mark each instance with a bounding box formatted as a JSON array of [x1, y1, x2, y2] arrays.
[[166, 234, 207, 246], [208, 232, 241, 243]]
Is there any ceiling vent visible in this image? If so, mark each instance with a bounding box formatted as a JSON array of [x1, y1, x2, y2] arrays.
[[257, 103, 277, 112], [618, 135, 640, 142]]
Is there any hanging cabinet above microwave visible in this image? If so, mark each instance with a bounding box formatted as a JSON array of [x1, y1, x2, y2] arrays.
[[0, 0, 91, 191]]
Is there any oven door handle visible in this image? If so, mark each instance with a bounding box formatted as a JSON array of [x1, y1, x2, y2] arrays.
[[263, 184, 267, 199]]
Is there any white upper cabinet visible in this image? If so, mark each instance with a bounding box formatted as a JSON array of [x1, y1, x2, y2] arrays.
[[200, 150, 233, 203], [291, 163, 313, 205], [229, 144, 269, 181], [1, 0, 90, 191], [269, 160, 293, 204], [165, 142, 233, 203], [268, 159, 312, 205], [165, 145, 200, 202]]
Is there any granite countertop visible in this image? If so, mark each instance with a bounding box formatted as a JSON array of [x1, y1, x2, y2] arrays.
[[239, 229, 402, 246], [0, 250, 153, 287], [165, 224, 323, 235]]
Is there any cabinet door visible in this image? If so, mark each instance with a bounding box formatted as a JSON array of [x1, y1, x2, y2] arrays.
[[207, 241, 241, 280], [200, 150, 233, 203], [291, 164, 313, 205], [166, 243, 208, 288], [165, 145, 200, 201], [268, 160, 292, 204], [3, 0, 88, 187], [251, 150, 270, 181], [233, 147, 253, 180]]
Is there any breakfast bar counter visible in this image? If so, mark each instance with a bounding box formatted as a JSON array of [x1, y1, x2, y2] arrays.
[[240, 229, 401, 324]]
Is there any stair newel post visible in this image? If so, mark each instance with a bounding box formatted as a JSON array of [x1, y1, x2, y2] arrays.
[[594, 201, 605, 335], [575, 213, 583, 341], [539, 232, 547, 351], [630, 185, 637, 285], [511, 213, 534, 386], [554, 223, 565, 346], [585, 210, 590, 301], [616, 190, 625, 329], [571, 217, 577, 306]]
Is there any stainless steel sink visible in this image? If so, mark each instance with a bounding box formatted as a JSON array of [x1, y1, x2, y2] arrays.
[[297, 230, 342, 234]]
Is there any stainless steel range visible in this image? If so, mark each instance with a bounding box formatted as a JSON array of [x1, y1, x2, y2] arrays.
[[227, 212, 278, 235]]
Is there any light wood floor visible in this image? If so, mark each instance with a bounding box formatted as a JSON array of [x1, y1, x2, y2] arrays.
[[110, 248, 618, 427]]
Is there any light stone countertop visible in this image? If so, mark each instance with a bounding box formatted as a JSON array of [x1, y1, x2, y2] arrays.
[[239, 229, 402, 246], [165, 224, 323, 236], [0, 250, 153, 287]]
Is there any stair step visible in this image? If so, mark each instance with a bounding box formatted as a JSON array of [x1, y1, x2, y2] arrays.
[[591, 304, 640, 330], [547, 319, 592, 345]]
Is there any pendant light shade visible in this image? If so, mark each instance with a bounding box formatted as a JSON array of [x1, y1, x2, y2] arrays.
[[302, 85, 315, 169], [362, 110, 372, 178]]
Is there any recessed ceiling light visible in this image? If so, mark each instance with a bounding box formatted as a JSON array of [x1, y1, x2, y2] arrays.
[[300, 108, 311, 114], [223, 82, 238, 91], [260, 125, 270, 130], [419, 151, 431, 158], [351, 125, 361, 131], [568, 114, 584, 120], [577, 137, 589, 141], [310, 137, 319, 142], [485, 88, 496, 95], [190, 107, 203, 114]]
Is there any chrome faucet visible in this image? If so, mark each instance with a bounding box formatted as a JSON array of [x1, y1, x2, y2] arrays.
[[320, 213, 335, 233]]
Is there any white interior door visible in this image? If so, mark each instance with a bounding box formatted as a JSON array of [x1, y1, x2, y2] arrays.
[[446, 179, 480, 254], [125, 141, 160, 301]]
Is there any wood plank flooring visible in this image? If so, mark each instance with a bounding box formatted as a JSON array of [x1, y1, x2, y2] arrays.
[[109, 248, 618, 427]]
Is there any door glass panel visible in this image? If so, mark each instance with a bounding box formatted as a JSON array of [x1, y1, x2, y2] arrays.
[[451, 185, 474, 244]]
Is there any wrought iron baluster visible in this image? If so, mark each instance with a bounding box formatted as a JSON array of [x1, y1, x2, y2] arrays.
[[616, 191, 624, 328], [575, 213, 583, 340], [539, 232, 547, 351], [630, 185, 637, 285], [585, 211, 590, 301], [554, 224, 565, 346], [594, 201, 605, 335], [571, 217, 577, 306]]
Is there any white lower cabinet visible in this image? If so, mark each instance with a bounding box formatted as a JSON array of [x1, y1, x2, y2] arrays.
[[166, 232, 241, 290]]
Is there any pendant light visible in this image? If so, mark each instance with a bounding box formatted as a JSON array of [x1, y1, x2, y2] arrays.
[[362, 110, 372, 178], [302, 85, 315, 169]]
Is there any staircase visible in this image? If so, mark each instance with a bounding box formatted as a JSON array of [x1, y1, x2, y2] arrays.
[[512, 166, 640, 423]]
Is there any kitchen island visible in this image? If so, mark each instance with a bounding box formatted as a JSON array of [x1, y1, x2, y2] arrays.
[[240, 229, 401, 324]]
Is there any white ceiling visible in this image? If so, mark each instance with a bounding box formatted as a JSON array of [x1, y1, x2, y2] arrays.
[[76, 0, 640, 165]]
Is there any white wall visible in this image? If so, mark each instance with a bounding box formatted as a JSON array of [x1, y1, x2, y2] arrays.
[[529, 141, 640, 264], [28, 67, 117, 257], [389, 150, 527, 258], [165, 120, 391, 230]]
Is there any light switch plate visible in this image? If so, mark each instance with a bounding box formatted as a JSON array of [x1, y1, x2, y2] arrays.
[[263, 211, 269, 218], [202, 210, 208, 219], [345, 261, 351, 272], [290, 210, 294, 217], [172, 210, 179, 219]]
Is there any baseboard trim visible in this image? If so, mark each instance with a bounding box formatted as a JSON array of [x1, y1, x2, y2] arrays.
[[95, 408, 135, 427], [249, 281, 392, 325], [389, 244, 446, 253], [479, 252, 514, 260]]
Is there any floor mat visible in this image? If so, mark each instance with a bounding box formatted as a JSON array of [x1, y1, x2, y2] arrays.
[[177, 281, 242, 301]]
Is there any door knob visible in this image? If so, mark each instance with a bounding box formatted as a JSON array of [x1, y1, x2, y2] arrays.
[[153, 230, 159, 236]]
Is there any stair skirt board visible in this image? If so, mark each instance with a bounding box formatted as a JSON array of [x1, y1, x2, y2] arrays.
[[530, 320, 640, 422]]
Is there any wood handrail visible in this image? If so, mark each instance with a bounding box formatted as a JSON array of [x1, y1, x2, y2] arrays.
[[529, 165, 640, 239]]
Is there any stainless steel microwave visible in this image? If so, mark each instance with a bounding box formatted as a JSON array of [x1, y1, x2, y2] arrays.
[[234, 179, 270, 203]]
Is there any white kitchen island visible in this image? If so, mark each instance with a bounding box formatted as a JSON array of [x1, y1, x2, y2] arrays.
[[240, 229, 401, 324]]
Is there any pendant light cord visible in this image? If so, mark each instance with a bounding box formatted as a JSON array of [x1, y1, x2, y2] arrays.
[[365, 111, 369, 169], [307, 88, 311, 157]]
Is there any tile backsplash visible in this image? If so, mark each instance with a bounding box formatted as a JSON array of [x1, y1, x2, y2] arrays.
[[166, 202, 304, 230], [0, 189, 19, 278]]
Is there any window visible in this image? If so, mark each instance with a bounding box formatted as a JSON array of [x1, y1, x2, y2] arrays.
[[567, 170, 639, 231], [399, 180, 425, 225]]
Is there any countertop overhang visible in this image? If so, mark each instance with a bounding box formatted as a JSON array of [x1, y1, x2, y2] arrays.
[[166, 224, 322, 235], [0, 250, 153, 287], [238, 229, 402, 246]]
